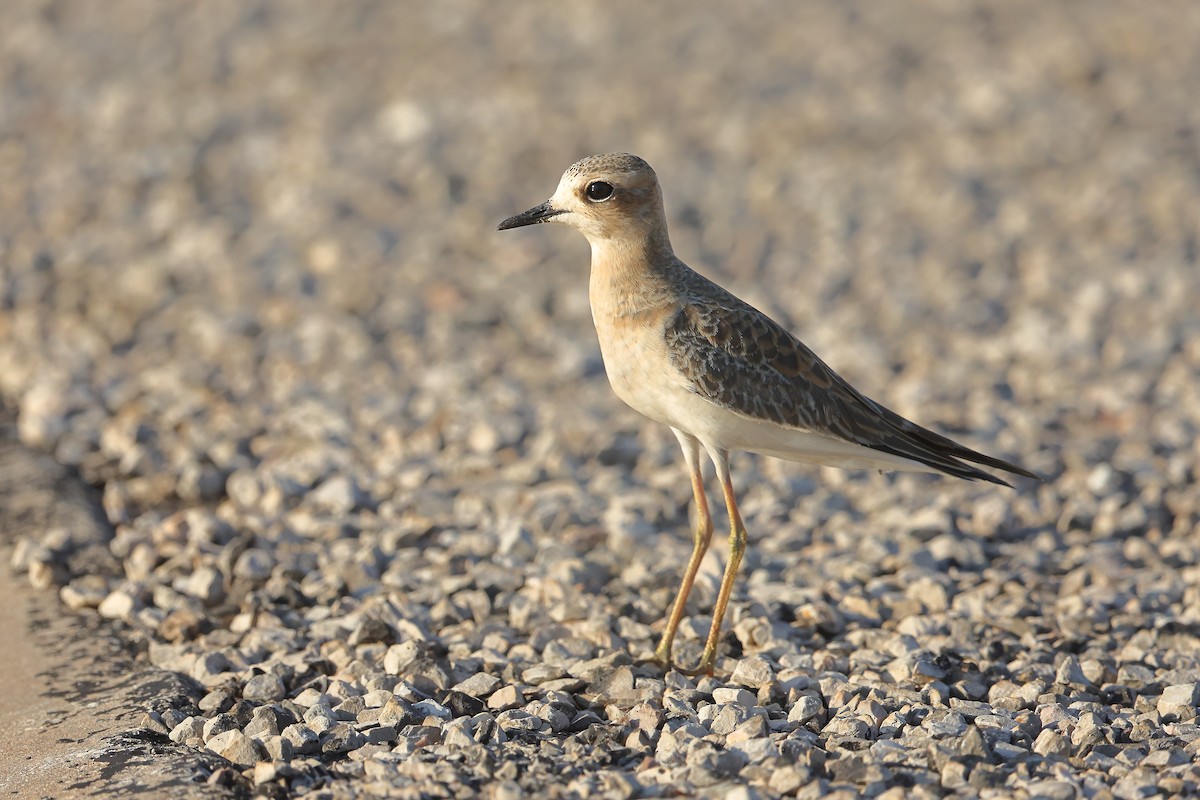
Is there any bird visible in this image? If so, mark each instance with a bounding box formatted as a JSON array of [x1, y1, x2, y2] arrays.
[[498, 153, 1035, 675]]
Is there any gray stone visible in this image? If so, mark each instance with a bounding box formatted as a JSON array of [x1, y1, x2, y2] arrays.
[[452, 672, 501, 698], [1055, 656, 1092, 688], [383, 642, 421, 675], [59, 575, 110, 609], [303, 705, 337, 734], [730, 657, 774, 689], [788, 695, 823, 725], [320, 722, 365, 753], [712, 687, 757, 706], [202, 713, 240, 742], [310, 475, 365, 513], [1158, 684, 1199, 719], [243, 673, 286, 702], [97, 588, 139, 619], [169, 716, 205, 745], [206, 730, 263, 767], [233, 548, 275, 581], [180, 565, 225, 605], [1032, 729, 1070, 757], [244, 707, 283, 739], [281, 723, 320, 755]]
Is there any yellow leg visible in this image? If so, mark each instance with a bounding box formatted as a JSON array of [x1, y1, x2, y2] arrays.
[[696, 451, 746, 676], [655, 432, 713, 668]]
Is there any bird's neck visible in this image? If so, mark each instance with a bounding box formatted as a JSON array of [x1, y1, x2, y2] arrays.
[[588, 230, 681, 317]]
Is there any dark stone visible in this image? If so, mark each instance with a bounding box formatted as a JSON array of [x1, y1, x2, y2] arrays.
[[441, 690, 486, 718]]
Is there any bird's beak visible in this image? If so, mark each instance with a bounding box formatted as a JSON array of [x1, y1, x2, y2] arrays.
[[497, 200, 566, 231]]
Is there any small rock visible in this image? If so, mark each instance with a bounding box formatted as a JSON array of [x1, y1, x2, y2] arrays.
[[253, 761, 279, 785], [169, 717, 204, 745], [378, 698, 418, 727], [304, 704, 338, 733], [180, 565, 225, 605], [443, 719, 476, 748], [310, 475, 364, 513], [413, 698, 452, 721], [1143, 748, 1187, 767], [992, 740, 1027, 760], [243, 673, 286, 702], [348, 617, 393, 645], [488, 685, 524, 711], [206, 767, 241, 788], [926, 711, 967, 738], [442, 690, 486, 717], [244, 710, 281, 740], [226, 470, 262, 509], [769, 765, 812, 795], [60, 575, 110, 609], [940, 759, 970, 790], [496, 709, 541, 733], [726, 715, 768, 746], [97, 588, 139, 619], [383, 641, 421, 674], [198, 689, 234, 714], [524, 664, 568, 684], [1118, 665, 1156, 687], [1159, 684, 1199, 719], [233, 548, 275, 581], [730, 657, 774, 688], [588, 666, 636, 702], [364, 725, 397, 745], [206, 730, 263, 767], [202, 714, 240, 742], [713, 687, 757, 706], [453, 672, 501, 698], [1032, 729, 1070, 757], [281, 723, 320, 755], [910, 656, 948, 684], [497, 519, 536, 559], [320, 722, 364, 753], [192, 652, 233, 686], [788, 695, 823, 725], [956, 726, 993, 760], [1054, 656, 1091, 688], [708, 704, 753, 736], [628, 701, 665, 731]]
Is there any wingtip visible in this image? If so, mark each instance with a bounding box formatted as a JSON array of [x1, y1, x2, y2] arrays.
[[982, 463, 1042, 488], [997, 461, 1042, 484]]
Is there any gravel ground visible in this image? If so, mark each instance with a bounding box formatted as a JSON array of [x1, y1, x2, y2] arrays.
[[4, 1, 1200, 798], [0, 413, 239, 799]]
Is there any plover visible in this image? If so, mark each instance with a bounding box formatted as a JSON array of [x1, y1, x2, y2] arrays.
[[498, 153, 1035, 675]]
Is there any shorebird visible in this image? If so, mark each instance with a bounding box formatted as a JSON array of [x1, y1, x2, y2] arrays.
[[498, 153, 1035, 675]]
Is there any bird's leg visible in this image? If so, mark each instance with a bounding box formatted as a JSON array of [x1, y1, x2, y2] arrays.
[[696, 449, 746, 676], [654, 432, 713, 669]]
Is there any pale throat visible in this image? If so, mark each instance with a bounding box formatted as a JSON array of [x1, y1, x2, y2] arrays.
[[587, 232, 679, 319]]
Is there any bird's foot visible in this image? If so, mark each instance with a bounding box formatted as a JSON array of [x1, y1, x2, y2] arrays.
[[651, 641, 674, 671], [686, 645, 719, 677]]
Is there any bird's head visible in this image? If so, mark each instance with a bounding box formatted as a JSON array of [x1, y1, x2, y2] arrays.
[[498, 153, 667, 246]]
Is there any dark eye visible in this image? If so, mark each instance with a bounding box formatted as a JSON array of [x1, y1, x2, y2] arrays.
[[585, 181, 614, 202]]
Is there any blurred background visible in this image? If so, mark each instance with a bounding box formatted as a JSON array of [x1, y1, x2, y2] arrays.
[[3, 1, 1199, 480], [3, 0, 1200, 792], [3, 1, 1198, 499]]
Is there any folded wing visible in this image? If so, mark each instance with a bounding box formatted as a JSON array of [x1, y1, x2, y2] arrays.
[[663, 287, 1037, 486]]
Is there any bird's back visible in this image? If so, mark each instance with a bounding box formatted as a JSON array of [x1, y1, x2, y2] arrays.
[[655, 262, 1035, 485]]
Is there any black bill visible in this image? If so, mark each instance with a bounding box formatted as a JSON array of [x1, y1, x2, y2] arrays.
[[497, 201, 566, 231]]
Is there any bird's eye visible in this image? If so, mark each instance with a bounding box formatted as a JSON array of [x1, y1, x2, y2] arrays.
[[585, 181, 614, 202]]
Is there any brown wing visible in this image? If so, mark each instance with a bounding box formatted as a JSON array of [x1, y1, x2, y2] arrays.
[[663, 287, 1036, 485]]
